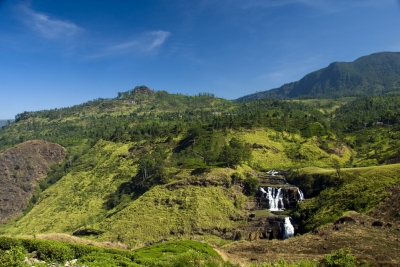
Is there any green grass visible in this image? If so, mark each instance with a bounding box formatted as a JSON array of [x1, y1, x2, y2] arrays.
[[292, 164, 400, 231], [0, 139, 245, 247], [0, 236, 223, 266]]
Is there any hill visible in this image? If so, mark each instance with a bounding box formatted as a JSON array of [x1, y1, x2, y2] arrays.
[[237, 52, 400, 101], [1, 85, 400, 265]]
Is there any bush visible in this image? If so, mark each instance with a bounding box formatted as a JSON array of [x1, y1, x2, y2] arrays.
[[79, 252, 140, 267], [0, 246, 25, 267], [243, 175, 259, 196], [320, 249, 357, 267], [36, 241, 74, 262], [69, 243, 104, 258], [0, 236, 22, 250], [168, 249, 219, 267]]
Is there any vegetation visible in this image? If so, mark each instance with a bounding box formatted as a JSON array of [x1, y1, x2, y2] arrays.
[[1, 75, 400, 265], [0, 236, 368, 266], [237, 52, 400, 101], [289, 164, 400, 231]]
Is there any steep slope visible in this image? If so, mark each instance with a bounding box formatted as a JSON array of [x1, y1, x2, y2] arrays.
[[3, 140, 245, 247], [0, 140, 66, 223], [238, 52, 400, 101]]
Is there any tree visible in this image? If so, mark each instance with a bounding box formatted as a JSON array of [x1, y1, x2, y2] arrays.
[[331, 158, 341, 179], [243, 174, 259, 196], [219, 138, 252, 167]]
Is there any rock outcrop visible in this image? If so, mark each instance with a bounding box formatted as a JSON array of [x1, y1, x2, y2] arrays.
[[0, 140, 66, 223], [239, 216, 297, 241]]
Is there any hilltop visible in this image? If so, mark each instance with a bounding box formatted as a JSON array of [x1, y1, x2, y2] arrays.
[[237, 52, 400, 101]]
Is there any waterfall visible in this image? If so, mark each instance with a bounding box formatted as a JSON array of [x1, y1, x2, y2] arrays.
[[298, 189, 305, 201], [266, 187, 284, 211], [259, 186, 305, 210], [282, 217, 294, 239]]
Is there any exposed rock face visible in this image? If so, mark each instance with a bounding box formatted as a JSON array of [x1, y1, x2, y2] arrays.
[[239, 216, 297, 241], [258, 172, 288, 185], [0, 140, 66, 223], [368, 186, 400, 223], [132, 85, 154, 96]]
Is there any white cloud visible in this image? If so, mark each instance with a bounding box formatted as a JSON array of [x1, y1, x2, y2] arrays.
[[18, 4, 82, 39], [90, 30, 171, 58], [110, 30, 171, 52]]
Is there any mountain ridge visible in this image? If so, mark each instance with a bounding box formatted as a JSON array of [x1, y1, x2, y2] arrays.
[[237, 52, 400, 101]]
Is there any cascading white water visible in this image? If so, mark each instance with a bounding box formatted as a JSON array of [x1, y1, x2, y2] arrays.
[[259, 186, 305, 210], [260, 187, 267, 194], [298, 189, 305, 201], [282, 217, 294, 239], [266, 187, 284, 211]]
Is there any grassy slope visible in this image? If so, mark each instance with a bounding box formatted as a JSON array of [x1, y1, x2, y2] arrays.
[[1, 127, 355, 245], [100, 186, 243, 247], [237, 129, 351, 169], [295, 164, 400, 230], [2, 140, 136, 235], [1, 139, 245, 247]]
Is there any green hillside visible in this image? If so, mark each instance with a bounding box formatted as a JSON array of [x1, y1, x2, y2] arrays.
[[1, 84, 400, 265], [237, 52, 400, 101]]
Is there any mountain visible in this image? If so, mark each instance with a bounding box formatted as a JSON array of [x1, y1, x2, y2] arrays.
[[237, 52, 400, 101], [0, 120, 13, 127], [0, 86, 400, 265]]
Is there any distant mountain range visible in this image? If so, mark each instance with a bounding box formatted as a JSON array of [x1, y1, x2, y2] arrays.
[[0, 120, 13, 127], [237, 52, 400, 101]]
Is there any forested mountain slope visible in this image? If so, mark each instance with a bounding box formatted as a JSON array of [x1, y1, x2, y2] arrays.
[[0, 86, 400, 265], [237, 52, 400, 101]]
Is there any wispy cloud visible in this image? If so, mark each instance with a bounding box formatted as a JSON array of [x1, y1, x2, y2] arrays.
[[240, 0, 396, 12], [18, 4, 82, 39], [89, 30, 171, 59], [109, 31, 171, 53]]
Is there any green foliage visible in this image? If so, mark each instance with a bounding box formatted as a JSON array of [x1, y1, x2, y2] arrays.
[[219, 138, 252, 167], [293, 164, 400, 231], [243, 174, 259, 196], [36, 241, 74, 262], [79, 252, 140, 267], [321, 249, 356, 267], [0, 237, 224, 266], [0, 246, 25, 267], [238, 52, 400, 100], [0, 236, 22, 250], [166, 249, 220, 267]]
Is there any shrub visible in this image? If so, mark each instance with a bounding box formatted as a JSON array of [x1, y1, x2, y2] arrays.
[[36, 241, 74, 262], [0, 236, 22, 250], [79, 252, 140, 267], [320, 249, 356, 267], [0, 246, 25, 267], [243, 175, 259, 196]]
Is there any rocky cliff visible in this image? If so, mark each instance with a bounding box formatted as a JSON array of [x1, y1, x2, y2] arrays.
[[0, 140, 66, 223]]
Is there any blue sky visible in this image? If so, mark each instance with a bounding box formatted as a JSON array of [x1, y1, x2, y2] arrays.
[[1, 0, 400, 119]]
